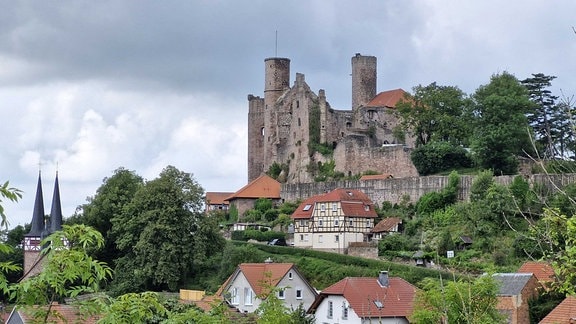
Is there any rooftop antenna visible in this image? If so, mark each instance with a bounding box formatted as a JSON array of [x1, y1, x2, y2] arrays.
[[275, 30, 278, 57]]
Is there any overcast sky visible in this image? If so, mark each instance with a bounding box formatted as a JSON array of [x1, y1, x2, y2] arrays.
[[1, 0, 575, 228]]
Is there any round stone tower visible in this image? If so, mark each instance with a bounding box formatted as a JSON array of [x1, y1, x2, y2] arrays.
[[263, 57, 290, 170], [351, 53, 377, 110]]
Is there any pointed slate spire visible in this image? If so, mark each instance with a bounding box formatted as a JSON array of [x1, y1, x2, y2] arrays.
[[26, 171, 45, 237], [50, 171, 63, 233]]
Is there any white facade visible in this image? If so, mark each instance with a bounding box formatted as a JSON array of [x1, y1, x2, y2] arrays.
[[293, 201, 374, 252], [223, 266, 317, 314], [313, 295, 410, 324]]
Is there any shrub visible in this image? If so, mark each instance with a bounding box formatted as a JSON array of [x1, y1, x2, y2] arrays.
[[411, 141, 472, 175]]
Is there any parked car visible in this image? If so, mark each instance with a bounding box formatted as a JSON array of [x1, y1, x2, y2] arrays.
[[267, 238, 287, 246]]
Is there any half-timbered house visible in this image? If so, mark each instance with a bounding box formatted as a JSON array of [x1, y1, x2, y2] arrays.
[[291, 188, 377, 253]]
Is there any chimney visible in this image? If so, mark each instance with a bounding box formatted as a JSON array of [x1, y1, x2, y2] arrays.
[[378, 271, 389, 287]]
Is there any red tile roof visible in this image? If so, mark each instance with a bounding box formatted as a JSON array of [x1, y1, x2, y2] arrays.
[[291, 188, 377, 220], [205, 192, 233, 205], [540, 296, 576, 324], [218, 263, 295, 297], [517, 261, 555, 283], [225, 174, 281, 200], [365, 89, 409, 108], [372, 217, 402, 233], [359, 174, 393, 181], [7, 303, 100, 323], [310, 276, 417, 319]]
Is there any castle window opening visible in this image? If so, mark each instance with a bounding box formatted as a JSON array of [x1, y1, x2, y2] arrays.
[[261, 127, 265, 136], [346, 122, 351, 128], [296, 100, 300, 108], [298, 118, 301, 126], [368, 110, 375, 119]]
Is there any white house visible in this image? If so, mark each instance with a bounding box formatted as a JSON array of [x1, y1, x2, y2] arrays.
[[217, 261, 317, 314], [308, 271, 418, 324], [291, 188, 377, 253]]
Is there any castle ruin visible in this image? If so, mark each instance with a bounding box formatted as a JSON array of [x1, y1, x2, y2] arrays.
[[247, 53, 419, 184]]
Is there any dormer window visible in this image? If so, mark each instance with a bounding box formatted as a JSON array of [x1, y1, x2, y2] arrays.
[[364, 205, 370, 211]]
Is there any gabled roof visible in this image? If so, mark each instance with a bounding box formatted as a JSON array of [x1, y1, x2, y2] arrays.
[[309, 276, 417, 319], [359, 174, 393, 181], [225, 174, 281, 201], [291, 188, 377, 220], [372, 217, 402, 233], [539, 296, 576, 324], [492, 273, 535, 296], [218, 263, 305, 297], [205, 192, 233, 205], [517, 261, 555, 283], [365, 88, 409, 108]]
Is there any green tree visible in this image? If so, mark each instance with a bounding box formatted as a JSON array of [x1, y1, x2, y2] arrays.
[[68, 167, 143, 267], [395, 82, 471, 147], [470, 72, 535, 174], [0, 181, 22, 228], [10, 225, 113, 322], [111, 165, 204, 293], [521, 73, 563, 158], [411, 276, 505, 324]]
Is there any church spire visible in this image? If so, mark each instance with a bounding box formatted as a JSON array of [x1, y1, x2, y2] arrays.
[[50, 171, 63, 233], [25, 171, 45, 237]]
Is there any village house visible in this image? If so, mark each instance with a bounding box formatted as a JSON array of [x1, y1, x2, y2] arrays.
[[217, 260, 317, 314], [539, 295, 576, 324], [224, 174, 281, 217], [204, 191, 233, 213], [307, 271, 417, 324], [370, 217, 403, 241], [493, 273, 541, 324], [291, 188, 377, 253]]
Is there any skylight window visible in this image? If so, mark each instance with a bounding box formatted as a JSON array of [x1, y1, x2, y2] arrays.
[[374, 300, 383, 309], [303, 204, 312, 211]]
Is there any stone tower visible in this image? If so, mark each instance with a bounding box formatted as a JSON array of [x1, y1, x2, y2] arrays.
[[247, 94, 265, 182], [22, 172, 64, 280], [263, 57, 290, 174], [351, 53, 377, 110]]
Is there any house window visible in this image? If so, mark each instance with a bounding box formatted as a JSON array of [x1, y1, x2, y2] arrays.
[[244, 288, 253, 305], [328, 301, 333, 318], [366, 220, 371, 228], [304, 234, 309, 242], [320, 203, 326, 211], [300, 220, 304, 226], [300, 234, 304, 241], [342, 301, 349, 319], [231, 287, 239, 305], [296, 288, 303, 299], [319, 219, 323, 227], [335, 235, 339, 242], [288, 272, 293, 280], [278, 289, 285, 299], [364, 205, 370, 211], [303, 204, 312, 211], [319, 235, 323, 243], [332, 203, 338, 211], [334, 219, 339, 227], [349, 220, 353, 227]]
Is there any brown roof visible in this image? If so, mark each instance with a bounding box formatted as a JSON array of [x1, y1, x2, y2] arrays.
[[372, 217, 402, 233], [291, 188, 377, 220], [540, 296, 576, 324], [359, 174, 393, 181], [309, 276, 417, 319], [365, 88, 409, 108], [8, 303, 100, 323], [517, 261, 555, 283], [205, 192, 233, 205], [218, 263, 295, 297], [225, 174, 281, 201]]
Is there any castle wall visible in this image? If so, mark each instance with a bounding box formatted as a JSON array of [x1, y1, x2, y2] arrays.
[[280, 173, 576, 206], [333, 138, 418, 178]]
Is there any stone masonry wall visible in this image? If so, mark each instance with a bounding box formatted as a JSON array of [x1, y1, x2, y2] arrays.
[[281, 173, 576, 206]]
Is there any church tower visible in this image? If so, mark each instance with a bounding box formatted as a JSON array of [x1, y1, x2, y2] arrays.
[[22, 171, 64, 280]]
